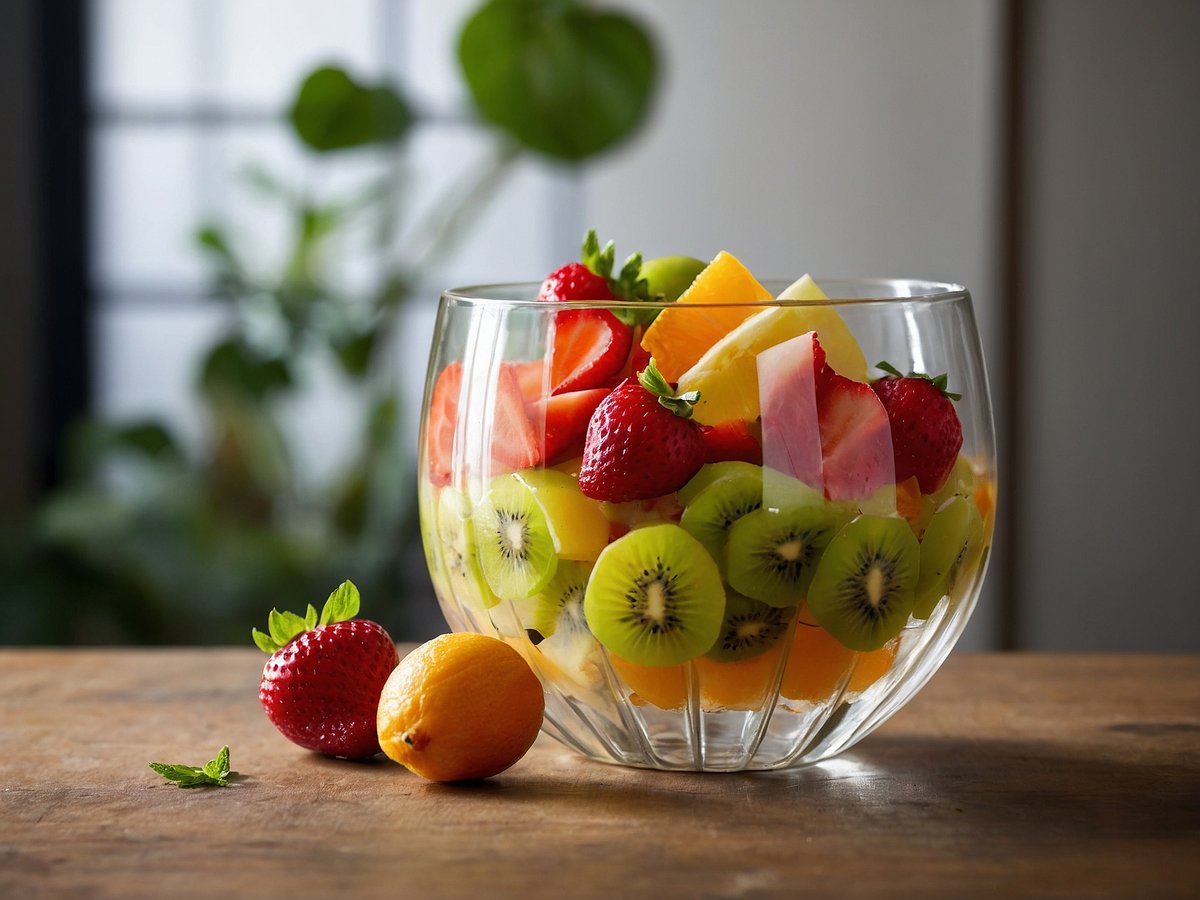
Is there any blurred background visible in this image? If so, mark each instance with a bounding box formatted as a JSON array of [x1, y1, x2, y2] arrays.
[[1, 0, 1197, 650]]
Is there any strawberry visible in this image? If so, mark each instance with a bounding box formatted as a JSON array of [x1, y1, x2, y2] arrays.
[[253, 581, 399, 759], [537, 261, 616, 304], [816, 370, 896, 502], [549, 308, 632, 394], [425, 362, 541, 486], [530, 387, 611, 464], [699, 419, 762, 465], [870, 362, 963, 494], [578, 359, 706, 502]]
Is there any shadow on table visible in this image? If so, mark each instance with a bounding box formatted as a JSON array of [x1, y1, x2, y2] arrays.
[[424, 734, 1200, 841]]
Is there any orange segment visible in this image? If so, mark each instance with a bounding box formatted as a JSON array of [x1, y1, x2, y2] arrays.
[[640, 251, 773, 381], [610, 655, 687, 710], [694, 644, 785, 710], [781, 622, 898, 702], [895, 476, 923, 529]]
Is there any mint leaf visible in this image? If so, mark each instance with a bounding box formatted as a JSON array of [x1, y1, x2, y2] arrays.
[[151, 746, 236, 788], [319, 580, 360, 626]]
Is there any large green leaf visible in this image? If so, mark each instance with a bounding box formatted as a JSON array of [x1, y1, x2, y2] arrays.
[[458, 0, 657, 161], [289, 66, 412, 153]]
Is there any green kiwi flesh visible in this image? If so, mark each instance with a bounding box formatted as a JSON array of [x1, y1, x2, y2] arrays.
[[806, 515, 920, 651], [725, 505, 836, 608], [705, 592, 792, 662], [679, 467, 763, 572], [583, 523, 724, 666], [913, 496, 985, 619], [437, 487, 502, 610], [473, 474, 558, 601], [520, 559, 592, 643], [677, 461, 762, 507]]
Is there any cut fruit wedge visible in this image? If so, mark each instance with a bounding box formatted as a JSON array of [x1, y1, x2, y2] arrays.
[[514, 468, 610, 562], [676, 276, 869, 425], [639, 251, 773, 382]]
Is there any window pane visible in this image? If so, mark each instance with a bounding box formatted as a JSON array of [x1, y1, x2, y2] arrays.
[[89, 0, 201, 106]]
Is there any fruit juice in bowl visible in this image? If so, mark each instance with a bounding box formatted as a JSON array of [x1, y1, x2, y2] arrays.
[[417, 233, 996, 772]]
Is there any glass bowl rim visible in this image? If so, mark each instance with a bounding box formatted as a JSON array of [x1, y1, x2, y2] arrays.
[[441, 277, 970, 310]]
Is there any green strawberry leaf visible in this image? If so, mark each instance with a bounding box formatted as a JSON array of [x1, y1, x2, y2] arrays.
[[319, 580, 360, 626], [639, 358, 699, 419], [150, 746, 236, 788], [580, 229, 655, 326]]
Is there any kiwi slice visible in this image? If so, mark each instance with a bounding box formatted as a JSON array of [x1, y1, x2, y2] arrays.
[[725, 505, 836, 608], [583, 523, 724, 666], [677, 460, 762, 507], [473, 474, 558, 601], [437, 487, 502, 610], [912, 496, 985, 619], [679, 467, 763, 572], [519, 559, 592, 643], [705, 591, 791, 662], [806, 515, 920, 651]]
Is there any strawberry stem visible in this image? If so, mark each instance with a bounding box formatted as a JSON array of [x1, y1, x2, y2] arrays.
[[639, 358, 700, 419], [874, 360, 962, 401]]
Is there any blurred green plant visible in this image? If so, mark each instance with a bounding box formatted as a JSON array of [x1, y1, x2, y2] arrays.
[[4, 0, 657, 645]]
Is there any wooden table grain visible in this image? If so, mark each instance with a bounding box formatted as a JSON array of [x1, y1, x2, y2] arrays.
[[1, 649, 1197, 899]]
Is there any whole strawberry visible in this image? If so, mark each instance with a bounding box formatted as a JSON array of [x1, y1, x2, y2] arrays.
[[537, 230, 656, 328], [578, 358, 706, 502], [870, 362, 964, 494], [253, 581, 399, 759]]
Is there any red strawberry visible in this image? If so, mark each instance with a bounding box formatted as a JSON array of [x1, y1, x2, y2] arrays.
[[537, 261, 616, 304], [700, 419, 762, 465], [817, 371, 896, 502], [578, 360, 706, 502], [550, 308, 632, 394], [425, 362, 541, 486], [530, 387, 611, 464], [870, 363, 963, 494], [254, 581, 399, 759]]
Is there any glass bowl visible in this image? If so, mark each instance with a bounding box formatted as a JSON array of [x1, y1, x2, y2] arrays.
[[417, 279, 995, 772]]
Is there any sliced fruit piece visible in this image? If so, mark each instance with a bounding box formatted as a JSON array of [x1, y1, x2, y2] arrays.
[[817, 372, 896, 508], [725, 504, 836, 608], [780, 623, 895, 701], [549, 308, 632, 394], [583, 523, 725, 666], [529, 387, 610, 465], [516, 559, 593, 641], [677, 460, 762, 508], [912, 496, 985, 619], [678, 466, 764, 573], [757, 331, 825, 490], [510, 359, 550, 403], [474, 474, 559, 601], [639, 251, 773, 382], [806, 515, 919, 651], [704, 592, 791, 662], [610, 655, 687, 710], [425, 362, 542, 486], [676, 276, 869, 425], [694, 643, 786, 710], [641, 255, 707, 302], [514, 468, 609, 562], [700, 419, 762, 465], [437, 488, 502, 610]]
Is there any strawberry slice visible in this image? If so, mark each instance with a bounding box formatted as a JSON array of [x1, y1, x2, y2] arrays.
[[550, 308, 632, 394], [426, 362, 541, 485], [817, 371, 895, 503], [530, 387, 611, 464], [699, 419, 762, 465]]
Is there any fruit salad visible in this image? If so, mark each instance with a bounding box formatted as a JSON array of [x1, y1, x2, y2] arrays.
[[418, 232, 995, 770]]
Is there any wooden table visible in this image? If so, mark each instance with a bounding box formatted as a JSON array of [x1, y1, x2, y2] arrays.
[[1, 650, 1197, 898]]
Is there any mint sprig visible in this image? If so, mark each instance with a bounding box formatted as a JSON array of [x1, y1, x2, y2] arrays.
[[252, 579, 361, 653], [875, 361, 962, 401], [150, 745, 236, 788], [638, 358, 700, 419], [580, 229, 656, 327]]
